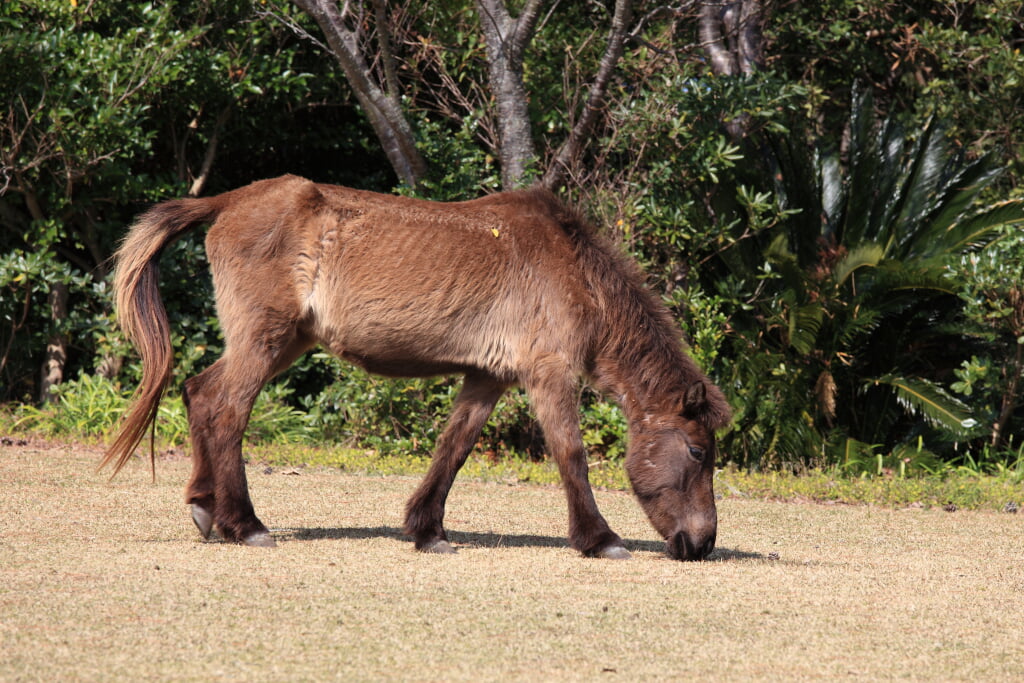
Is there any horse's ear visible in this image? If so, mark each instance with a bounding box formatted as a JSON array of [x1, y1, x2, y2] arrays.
[[683, 380, 732, 431], [685, 381, 707, 409]]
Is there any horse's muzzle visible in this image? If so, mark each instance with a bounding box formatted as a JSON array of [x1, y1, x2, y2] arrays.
[[668, 529, 716, 561]]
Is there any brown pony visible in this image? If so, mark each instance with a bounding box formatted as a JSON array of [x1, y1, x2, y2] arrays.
[[102, 175, 731, 560]]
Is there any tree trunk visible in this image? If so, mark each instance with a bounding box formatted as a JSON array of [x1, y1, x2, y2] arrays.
[[991, 330, 1022, 450], [189, 104, 233, 197], [699, 0, 764, 77], [987, 292, 1019, 448], [293, 0, 427, 187], [40, 282, 68, 403], [698, 0, 765, 139], [476, 0, 544, 189], [4, 171, 71, 403]]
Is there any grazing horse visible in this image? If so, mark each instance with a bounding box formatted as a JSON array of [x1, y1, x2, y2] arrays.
[[102, 175, 731, 560]]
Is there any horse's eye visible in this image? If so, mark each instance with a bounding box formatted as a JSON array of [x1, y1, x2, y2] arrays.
[[688, 446, 705, 461]]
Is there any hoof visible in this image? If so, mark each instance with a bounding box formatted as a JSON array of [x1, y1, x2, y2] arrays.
[[420, 539, 456, 554], [596, 545, 632, 560], [191, 504, 213, 540], [243, 531, 277, 548]]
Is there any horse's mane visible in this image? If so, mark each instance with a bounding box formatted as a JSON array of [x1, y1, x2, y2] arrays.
[[514, 187, 730, 428]]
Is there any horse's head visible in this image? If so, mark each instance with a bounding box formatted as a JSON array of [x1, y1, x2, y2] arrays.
[[625, 381, 729, 561]]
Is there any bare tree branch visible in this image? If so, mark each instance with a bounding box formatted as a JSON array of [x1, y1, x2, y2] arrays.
[[736, 0, 765, 73], [698, 0, 765, 138], [371, 0, 401, 101], [402, 31, 499, 152], [259, 5, 331, 52], [476, 0, 544, 188], [699, 1, 738, 75], [510, 0, 545, 53], [543, 0, 633, 190], [292, 0, 427, 186], [40, 283, 68, 404], [698, 0, 763, 76], [188, 105, 233, 197], [629, 3, 698, 39]]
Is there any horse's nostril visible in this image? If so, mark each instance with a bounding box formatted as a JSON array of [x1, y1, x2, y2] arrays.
[[669, 531, 695, 561], [668, 530, 715, 561], [700, 532, 716, 559], [669, 531, 685, 560]]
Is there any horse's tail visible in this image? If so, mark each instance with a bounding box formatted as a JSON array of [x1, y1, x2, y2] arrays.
[[100, 195, 227, 477]]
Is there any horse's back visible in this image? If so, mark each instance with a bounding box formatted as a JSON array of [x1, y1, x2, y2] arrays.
[[202, 176, 598, 381], [310, 184, 596, 379]]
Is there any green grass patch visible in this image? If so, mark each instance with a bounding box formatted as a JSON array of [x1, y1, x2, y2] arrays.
[[5, 373, 311, 447], [716, 467, 1023, 512], [241, 442, 1022, 513], [246, 442, 567, 487], [4, 395, 1020, 513]]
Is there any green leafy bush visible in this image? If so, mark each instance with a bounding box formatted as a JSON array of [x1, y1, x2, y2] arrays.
[[14, 372, 311, 450], [704, 88, 1021, 469]]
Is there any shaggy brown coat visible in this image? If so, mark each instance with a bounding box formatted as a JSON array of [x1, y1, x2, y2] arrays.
[[103, 175, 731, 560]]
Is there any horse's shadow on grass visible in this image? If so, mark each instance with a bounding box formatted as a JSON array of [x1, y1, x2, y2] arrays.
[[272, 525, 766, 561]]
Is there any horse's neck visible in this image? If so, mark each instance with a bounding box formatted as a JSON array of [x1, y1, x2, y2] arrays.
[[577, 238, 690, 426], [591, 322, 687, 427]]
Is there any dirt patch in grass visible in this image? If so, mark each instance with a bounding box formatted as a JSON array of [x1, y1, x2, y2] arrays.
[[2, 442, 1022, 680]]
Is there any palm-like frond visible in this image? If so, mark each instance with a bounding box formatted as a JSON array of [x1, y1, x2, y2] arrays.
[[831, 243, 884, 286], [870, 374, 978, 437], [865, 259, 957, 299], [937, 200, 1024, 256], [885, 117, 948, 251], [836, 306, 882, 348], [923, 153, 1002, 236], [714, 84, 1014, 467], [843, 84, 887, 245], [819, 152, 844, 238], [788, 303, 825, 355], [833, 88, 1006, 263]]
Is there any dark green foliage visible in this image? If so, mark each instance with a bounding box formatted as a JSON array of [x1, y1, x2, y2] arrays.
[[580, 44, 1022, 469], [708, 88, 1023, 468], [953, 225, 1024, 454], [0, 0, 390, 401], [3, 1, 1023, 475], [0, 248, 91, 400], [767, 0, 1024, 195]]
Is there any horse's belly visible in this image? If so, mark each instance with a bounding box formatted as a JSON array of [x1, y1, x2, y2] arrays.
[[312, 302, 523, 381], [338, 351, 471, 378]]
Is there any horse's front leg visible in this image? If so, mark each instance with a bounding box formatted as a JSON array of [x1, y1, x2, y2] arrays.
[[526, 365, 631, 559], [404, 373, 506, 553]]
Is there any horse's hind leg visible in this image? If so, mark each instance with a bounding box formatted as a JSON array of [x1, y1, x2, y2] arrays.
[[181, 369, 217, 540], [404, 372, 506, 553], [183, 356, 271, 545], [183, 329, 311, 546]]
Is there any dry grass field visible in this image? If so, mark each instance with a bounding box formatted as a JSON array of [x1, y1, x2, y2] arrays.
[[2, 441, 1022, 681]]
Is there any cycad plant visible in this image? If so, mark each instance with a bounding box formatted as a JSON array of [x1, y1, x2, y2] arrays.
[[716, 88, 1024, 469]]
